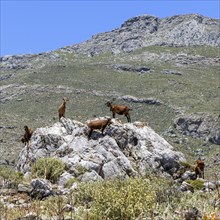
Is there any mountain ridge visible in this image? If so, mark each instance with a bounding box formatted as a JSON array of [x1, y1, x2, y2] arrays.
[[0, 13, 219, 59], [60, 13, 219, 56]]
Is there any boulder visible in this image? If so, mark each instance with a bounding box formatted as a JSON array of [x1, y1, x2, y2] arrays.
[[122, 95, 162, 105], [161, 69, 182, 75], [204, 181, 216, 191], [112, 64, 150, 73], [17, 117, 185, 182], [181, 171, 196, 181], [58, 171, 75, 187], [30, 179, 54, 199], [180, 181, 194, 193]]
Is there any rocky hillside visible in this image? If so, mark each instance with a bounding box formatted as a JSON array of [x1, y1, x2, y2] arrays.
[[174, 113, 220, 145], [61, 14, 220, 55], [0, 13, 219, 171], [2, 14, 219, 69], [0, 13, 220, 220]]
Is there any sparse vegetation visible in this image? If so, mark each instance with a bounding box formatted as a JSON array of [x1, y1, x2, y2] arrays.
[[74, 177, 158, 219], [64, 177, 79, 188], [75, 164, 88, 175], [0, 175, 219, 219], [31, 157, 65, 183], [180, 161, 193, 169], [0, 166, 24, 188], [186, 179, 205, 190]]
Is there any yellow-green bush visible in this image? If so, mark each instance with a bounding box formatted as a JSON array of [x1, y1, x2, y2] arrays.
[[31, 157, 65, 183], [75, 177, 158, 220], [0, 166, 23, 188], [42, 195, 66, 219], [186, 179, 204, 190], [179, 161, 194, 171]]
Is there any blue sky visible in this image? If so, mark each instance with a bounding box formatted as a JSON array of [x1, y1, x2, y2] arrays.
[[1, 1, 219, 56]]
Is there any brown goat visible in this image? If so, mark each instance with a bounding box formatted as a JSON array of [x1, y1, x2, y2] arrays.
[[194, 158, 205, 179], [105, 101, 132, 122], [58, 97, 69, 121], [21, 125, 33, 145], [87, 118, 111, 139]]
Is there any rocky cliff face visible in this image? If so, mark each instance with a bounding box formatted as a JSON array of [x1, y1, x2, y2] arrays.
[[61, 14, 220, 56], [174, 113, 220, 145], [17, 118, 185, 182]]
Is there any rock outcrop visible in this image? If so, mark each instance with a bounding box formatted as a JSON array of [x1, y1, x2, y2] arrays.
[[0, 53, 60, 71], [112, 64, 151, 73], [174, 113, 220, 144], [17, 117, 185, 182], [122, 95, 162, 105]]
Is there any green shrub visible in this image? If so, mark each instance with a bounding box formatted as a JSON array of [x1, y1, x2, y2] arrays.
[[176, 161, 194, 177], [179, 161, 193, 169], [31, 157, 65, 183], [64, 177, 79, 189], [75, 177, 157, 220], [75, 164, 88, 175], [186, 179, 204, 190], [42, 195, 66, 219], [0, 166, 24, 188]]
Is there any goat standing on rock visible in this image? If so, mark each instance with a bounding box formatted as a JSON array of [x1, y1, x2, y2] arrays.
[[105, 101, 132, 122], [58, 97, 69, 121], [21, 125, 33, 145], [87, 118, 112, 139]]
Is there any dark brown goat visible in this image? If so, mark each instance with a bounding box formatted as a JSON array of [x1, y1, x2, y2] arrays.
[[106, 101, 132, 122], [58, 97, 69, 121], [194, 158, 205, 179], [21, 125, 33, 145], [87, 118, 111, 139]]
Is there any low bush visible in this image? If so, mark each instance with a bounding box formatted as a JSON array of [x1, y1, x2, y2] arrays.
[[0, 166, 24, 188], [75, 177, 158, 219], [179, 161, 193, 170], [186, 179, 204, 190], [64, 177, 79, 188], [31, 157, 65, 183]]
